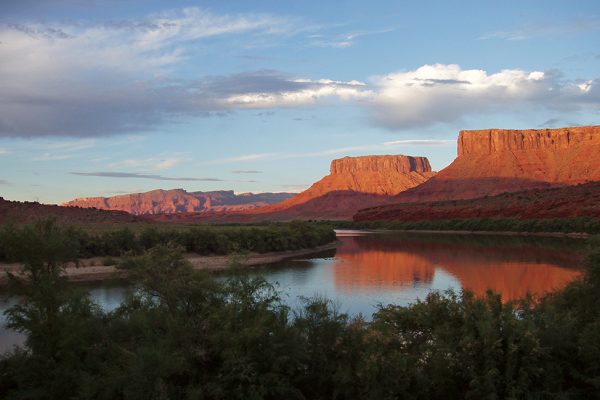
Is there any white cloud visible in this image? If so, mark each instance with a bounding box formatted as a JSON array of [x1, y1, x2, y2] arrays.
[[578, 80, 593, 93], [108, 154, 188, 171], [223, 78, 369, 108], [309, 28, 395, 48], [218, 153, 279, 163], [42, 139, 96, 151], [367, 63, 597, 129], [0, 9, 298, 137], [0, 148, 9, 155]]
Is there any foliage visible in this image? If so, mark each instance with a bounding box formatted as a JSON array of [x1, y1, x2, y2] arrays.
[[0, 220, 337, 262], [1, 222, 600, 398], [326, 216, 600, 234]]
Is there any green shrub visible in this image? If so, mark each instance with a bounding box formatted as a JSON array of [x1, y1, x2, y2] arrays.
[[0, 220, 337, 262], [1, 229, 600, 398]]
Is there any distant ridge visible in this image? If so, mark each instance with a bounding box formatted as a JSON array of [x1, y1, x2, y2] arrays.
[[0, 197, 141, 224], [62, 189, 294, 215]]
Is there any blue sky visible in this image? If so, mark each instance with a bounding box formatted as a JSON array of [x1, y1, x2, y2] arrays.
[[0, 0, 599, 203]]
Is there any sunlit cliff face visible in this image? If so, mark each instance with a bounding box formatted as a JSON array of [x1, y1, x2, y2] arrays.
[[332, 235, 582, 302], [373, 126, 600, 206]]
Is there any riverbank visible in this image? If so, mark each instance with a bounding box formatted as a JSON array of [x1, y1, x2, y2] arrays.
[[0, 242, 339, 284]]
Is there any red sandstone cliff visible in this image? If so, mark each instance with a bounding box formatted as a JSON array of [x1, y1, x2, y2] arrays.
[[248, 155, 436, 219], [387, 126, 600, 203], [62, 189, 294, 215]]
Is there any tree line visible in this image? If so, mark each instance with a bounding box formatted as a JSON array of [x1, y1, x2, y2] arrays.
[[0, 221, 336, 262], [1, 220, 599, 399]]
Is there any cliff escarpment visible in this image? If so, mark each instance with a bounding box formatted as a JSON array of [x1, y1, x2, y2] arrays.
[[390, 126, 600, 203]]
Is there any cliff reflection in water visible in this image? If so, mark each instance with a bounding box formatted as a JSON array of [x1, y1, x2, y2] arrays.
[[333, 234, 584, 301]]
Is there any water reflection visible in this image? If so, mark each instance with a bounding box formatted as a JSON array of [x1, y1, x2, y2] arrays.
[[332, 234, 583, 301]]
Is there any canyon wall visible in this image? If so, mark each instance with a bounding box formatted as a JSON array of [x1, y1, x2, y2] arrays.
[[330, 155, 431, 176], [457, 126, 600, 156], [389, 126, 600, 203], [283, 155, 434, 204]]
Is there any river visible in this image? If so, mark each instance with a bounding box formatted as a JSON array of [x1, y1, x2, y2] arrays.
[[0, 231, 586, 352]]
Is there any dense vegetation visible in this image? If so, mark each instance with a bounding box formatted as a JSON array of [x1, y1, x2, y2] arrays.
[[0, 220, 336, 262], [1, 220, 600, 399], [328, 216, 600, 234]]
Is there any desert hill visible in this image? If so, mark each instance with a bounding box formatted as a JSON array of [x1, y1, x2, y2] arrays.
[[0, 197, 141, 225], [388, 126, 600, 203], [62, 189, 294, 215]]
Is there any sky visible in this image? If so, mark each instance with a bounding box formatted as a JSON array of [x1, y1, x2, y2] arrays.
[[0, 0, 599, 204]]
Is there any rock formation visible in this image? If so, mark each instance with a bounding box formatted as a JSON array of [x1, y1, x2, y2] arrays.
[[62, 189, 294, 215], [247, 154, 436, 219], [389, 126, 600, 203]]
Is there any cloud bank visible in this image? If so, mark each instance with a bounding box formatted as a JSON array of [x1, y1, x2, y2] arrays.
[[368, 64, 594, 129], [0, 5, 598, 137]]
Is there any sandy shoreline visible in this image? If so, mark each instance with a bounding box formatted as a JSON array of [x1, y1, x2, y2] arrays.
[[0, 242, 339, 285]]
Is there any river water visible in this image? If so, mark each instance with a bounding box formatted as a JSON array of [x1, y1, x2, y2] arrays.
[[0, 231, 586, 352]]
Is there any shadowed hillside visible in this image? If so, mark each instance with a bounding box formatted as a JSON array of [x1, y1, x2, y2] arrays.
[[0, 197, 141, 225], [354, 180, 600, 222]]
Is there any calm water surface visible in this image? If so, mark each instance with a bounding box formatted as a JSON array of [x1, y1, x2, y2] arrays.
[[0, 231, 586, 352]]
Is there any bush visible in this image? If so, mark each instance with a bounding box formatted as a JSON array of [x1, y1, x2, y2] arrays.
[[0, 220, 337, 262], [1, 230, 600, 398]]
